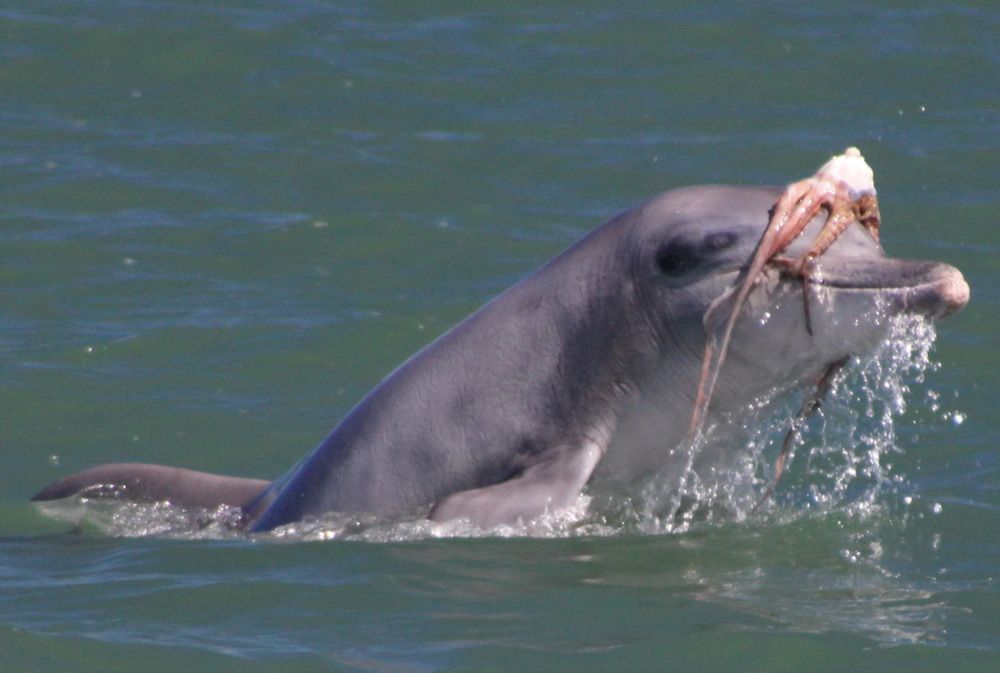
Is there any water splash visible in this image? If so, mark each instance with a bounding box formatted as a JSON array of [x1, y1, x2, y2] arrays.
[[593, 313, 943, 534], [778, 313, 940, 516], [35, 497, 246, 540]]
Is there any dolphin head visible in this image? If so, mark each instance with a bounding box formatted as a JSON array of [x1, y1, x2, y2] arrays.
[[624, 185, 969, 424]]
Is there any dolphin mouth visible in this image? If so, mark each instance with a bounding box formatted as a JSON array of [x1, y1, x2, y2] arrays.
[[795, 257, 970, 318]]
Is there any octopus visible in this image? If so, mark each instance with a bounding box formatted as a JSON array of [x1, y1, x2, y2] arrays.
[[688, 147, 884, 493]]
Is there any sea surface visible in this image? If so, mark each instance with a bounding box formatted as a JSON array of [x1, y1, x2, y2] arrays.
[[1, 2, 997, 671]]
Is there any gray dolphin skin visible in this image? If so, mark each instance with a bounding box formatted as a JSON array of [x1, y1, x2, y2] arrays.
[[32, 185, 969, 532]]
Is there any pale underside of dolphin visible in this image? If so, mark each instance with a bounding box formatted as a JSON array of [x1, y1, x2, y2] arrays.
[[32, 183, 969, 531]]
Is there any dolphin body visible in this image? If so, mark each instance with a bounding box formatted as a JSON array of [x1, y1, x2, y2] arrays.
[[32, 185, 969, 532]]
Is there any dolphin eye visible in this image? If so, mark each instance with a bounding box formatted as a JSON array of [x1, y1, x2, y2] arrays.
[[655, 232, 738, 278], [699, 231, 737, 255], [655, 242, 699, 277]]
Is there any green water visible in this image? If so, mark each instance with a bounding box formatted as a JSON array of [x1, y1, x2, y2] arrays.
[[1, 2, 997, 671]]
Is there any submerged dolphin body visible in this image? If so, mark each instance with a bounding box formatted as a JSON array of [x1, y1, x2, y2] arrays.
[[32, 185, 969, 531]]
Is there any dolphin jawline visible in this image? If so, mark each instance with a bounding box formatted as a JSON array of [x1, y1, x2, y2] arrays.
[[789, 257, 969, 319]]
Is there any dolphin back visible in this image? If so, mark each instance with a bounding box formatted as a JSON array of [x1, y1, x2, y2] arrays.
[[32, 463, 270, 512]]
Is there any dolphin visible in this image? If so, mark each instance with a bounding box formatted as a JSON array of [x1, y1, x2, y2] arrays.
[[32, 185, 969, 531]]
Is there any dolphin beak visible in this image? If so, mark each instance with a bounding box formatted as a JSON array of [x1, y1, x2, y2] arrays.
[[805, 258, 970, 319]]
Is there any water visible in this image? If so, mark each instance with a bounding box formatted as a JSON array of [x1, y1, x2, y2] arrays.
[[1, 2, 997, 670]]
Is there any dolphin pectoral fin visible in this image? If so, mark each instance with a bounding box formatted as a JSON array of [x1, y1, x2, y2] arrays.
[[428, 443, 602, 528], [32, 463, 270, 511]]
